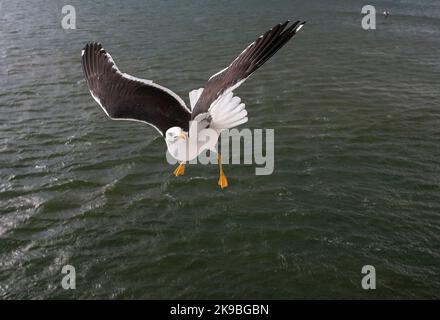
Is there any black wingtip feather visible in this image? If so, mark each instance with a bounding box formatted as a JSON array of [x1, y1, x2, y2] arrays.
[[247, 20, 305, 75], [191, 19, 306, 119]]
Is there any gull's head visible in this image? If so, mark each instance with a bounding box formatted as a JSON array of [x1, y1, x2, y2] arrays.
[[165, 127, 187, 143]]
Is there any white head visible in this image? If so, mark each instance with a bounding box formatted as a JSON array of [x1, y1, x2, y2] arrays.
[[165, 127, 187, 143]]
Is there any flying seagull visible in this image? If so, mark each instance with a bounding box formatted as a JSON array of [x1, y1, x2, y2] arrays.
[[81, 20, 305, 189]]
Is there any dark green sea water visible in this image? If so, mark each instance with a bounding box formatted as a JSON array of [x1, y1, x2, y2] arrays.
[[1, 0, 439, 299]]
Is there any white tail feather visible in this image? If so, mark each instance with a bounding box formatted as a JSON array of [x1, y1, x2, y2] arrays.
[[214, 97, 241, 119], [209, 92, 248, 130], [189, 88, 204, 110], [215, 104, 246, 122], [209, 92, 233, 113]]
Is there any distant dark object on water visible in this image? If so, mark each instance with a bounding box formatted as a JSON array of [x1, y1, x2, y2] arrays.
[[383, 10, 390, 18]]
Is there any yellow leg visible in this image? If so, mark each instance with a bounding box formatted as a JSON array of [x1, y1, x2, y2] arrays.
[[173, 163, 185, 176], [217, 154, 228, 189]]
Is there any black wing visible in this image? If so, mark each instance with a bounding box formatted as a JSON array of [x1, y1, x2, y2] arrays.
[[191, 20, 305, 120], [81, 42, 191, 135]]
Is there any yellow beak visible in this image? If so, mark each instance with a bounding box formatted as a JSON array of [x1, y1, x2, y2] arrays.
[[179, 132, 188, 140]]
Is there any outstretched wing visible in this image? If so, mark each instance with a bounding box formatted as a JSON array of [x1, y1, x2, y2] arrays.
[[81, 42, 191, 136], [191, 20, 305, 120]]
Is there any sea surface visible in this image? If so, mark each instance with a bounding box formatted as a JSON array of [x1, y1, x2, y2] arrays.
[[0, 0, 439, 299]]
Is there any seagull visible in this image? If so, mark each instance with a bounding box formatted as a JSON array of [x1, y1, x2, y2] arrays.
[[81, 20, 305, 189]]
